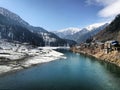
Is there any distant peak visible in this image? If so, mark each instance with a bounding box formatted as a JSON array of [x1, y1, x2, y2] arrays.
[[85, 22, 110, 31], [58, 27, 81, 33]]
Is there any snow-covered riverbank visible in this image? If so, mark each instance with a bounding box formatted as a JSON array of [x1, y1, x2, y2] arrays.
[[0, 49, 66, 75], [21, 49, 66, 68], [0, 40, 66, 75]]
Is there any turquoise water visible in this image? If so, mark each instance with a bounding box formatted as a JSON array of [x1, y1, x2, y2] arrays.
[[0, 50, 120, 90]]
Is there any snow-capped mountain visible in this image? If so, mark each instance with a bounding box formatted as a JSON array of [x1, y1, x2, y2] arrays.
[[85, 22, 109, 31], [53, 27, 81, 38], [58, 27, 81, 34], [55, 27, 81, 35], [0, 7, 76, 46], [53, 22, 109, 43], [76, 22, 109, 43]]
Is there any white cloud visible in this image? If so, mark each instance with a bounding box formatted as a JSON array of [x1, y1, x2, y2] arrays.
[[86, 0, 120, 18], [86, 0, 114, 6]]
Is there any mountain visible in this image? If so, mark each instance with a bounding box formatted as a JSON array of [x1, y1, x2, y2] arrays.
[[0, 7, 29, 26], [53, 27, 81, 38], [0, 7, 70, 46], [0, 10, 44, 46], [94, 14, 120, 42], [53, 22, 109, 43], [85, 22, 108, 31], [76, 22, 109, 43]]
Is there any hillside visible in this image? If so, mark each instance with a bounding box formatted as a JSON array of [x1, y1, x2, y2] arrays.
[[0, 13, 44, 46], [94, 15, 120, 42], [0, 7, 70, 46]]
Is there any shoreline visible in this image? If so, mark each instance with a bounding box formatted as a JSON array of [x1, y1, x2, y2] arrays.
[[71, 48, 120, 68], [0, 49, 66, 76]]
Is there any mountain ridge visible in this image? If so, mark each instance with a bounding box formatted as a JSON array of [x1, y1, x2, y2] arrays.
[[53, 22, 109, 43]]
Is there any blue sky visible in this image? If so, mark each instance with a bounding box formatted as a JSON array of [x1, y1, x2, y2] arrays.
[[0, 0, 119, 31]]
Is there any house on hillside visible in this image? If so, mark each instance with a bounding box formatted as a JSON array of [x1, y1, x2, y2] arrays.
[[96, 42, 104, 52], [111, 41, 120, 51], [104, 40, 120, 54]]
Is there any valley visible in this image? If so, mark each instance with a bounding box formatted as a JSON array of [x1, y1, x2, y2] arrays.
[[0, 1, 120, 89]]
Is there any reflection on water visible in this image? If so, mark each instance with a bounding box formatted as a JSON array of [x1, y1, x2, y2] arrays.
[[0, 50, 120, 90], [100, 61, 120, 76]]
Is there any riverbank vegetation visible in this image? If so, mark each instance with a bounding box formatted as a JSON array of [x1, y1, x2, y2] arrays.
[[71, 40, 120, 67]]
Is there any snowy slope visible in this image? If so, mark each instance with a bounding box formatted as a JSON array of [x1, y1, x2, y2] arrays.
[[85, 22, 109, 31]]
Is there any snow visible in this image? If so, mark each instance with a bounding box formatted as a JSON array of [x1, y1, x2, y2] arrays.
[[23, 49, 66, 67], [55, 27, 81, 35], [55, 22, 108, 35], [40, 32, 57, 46], [0, 49, 66, 74], [0, 65, 22, 75], [0, 50, 26, 60], [58, 27, 81, 33], [85, 22, 109, 31], [53, 22, 110, 39], [0, 40, 67, 75], [0, 65, 12, 74], [38, 46, 70, 50]]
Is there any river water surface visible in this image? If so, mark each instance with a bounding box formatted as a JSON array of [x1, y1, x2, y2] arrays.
[[0, 50, 120, 90]]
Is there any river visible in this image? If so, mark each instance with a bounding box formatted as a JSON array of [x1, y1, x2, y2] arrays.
[[0, 50, 120, 90]]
